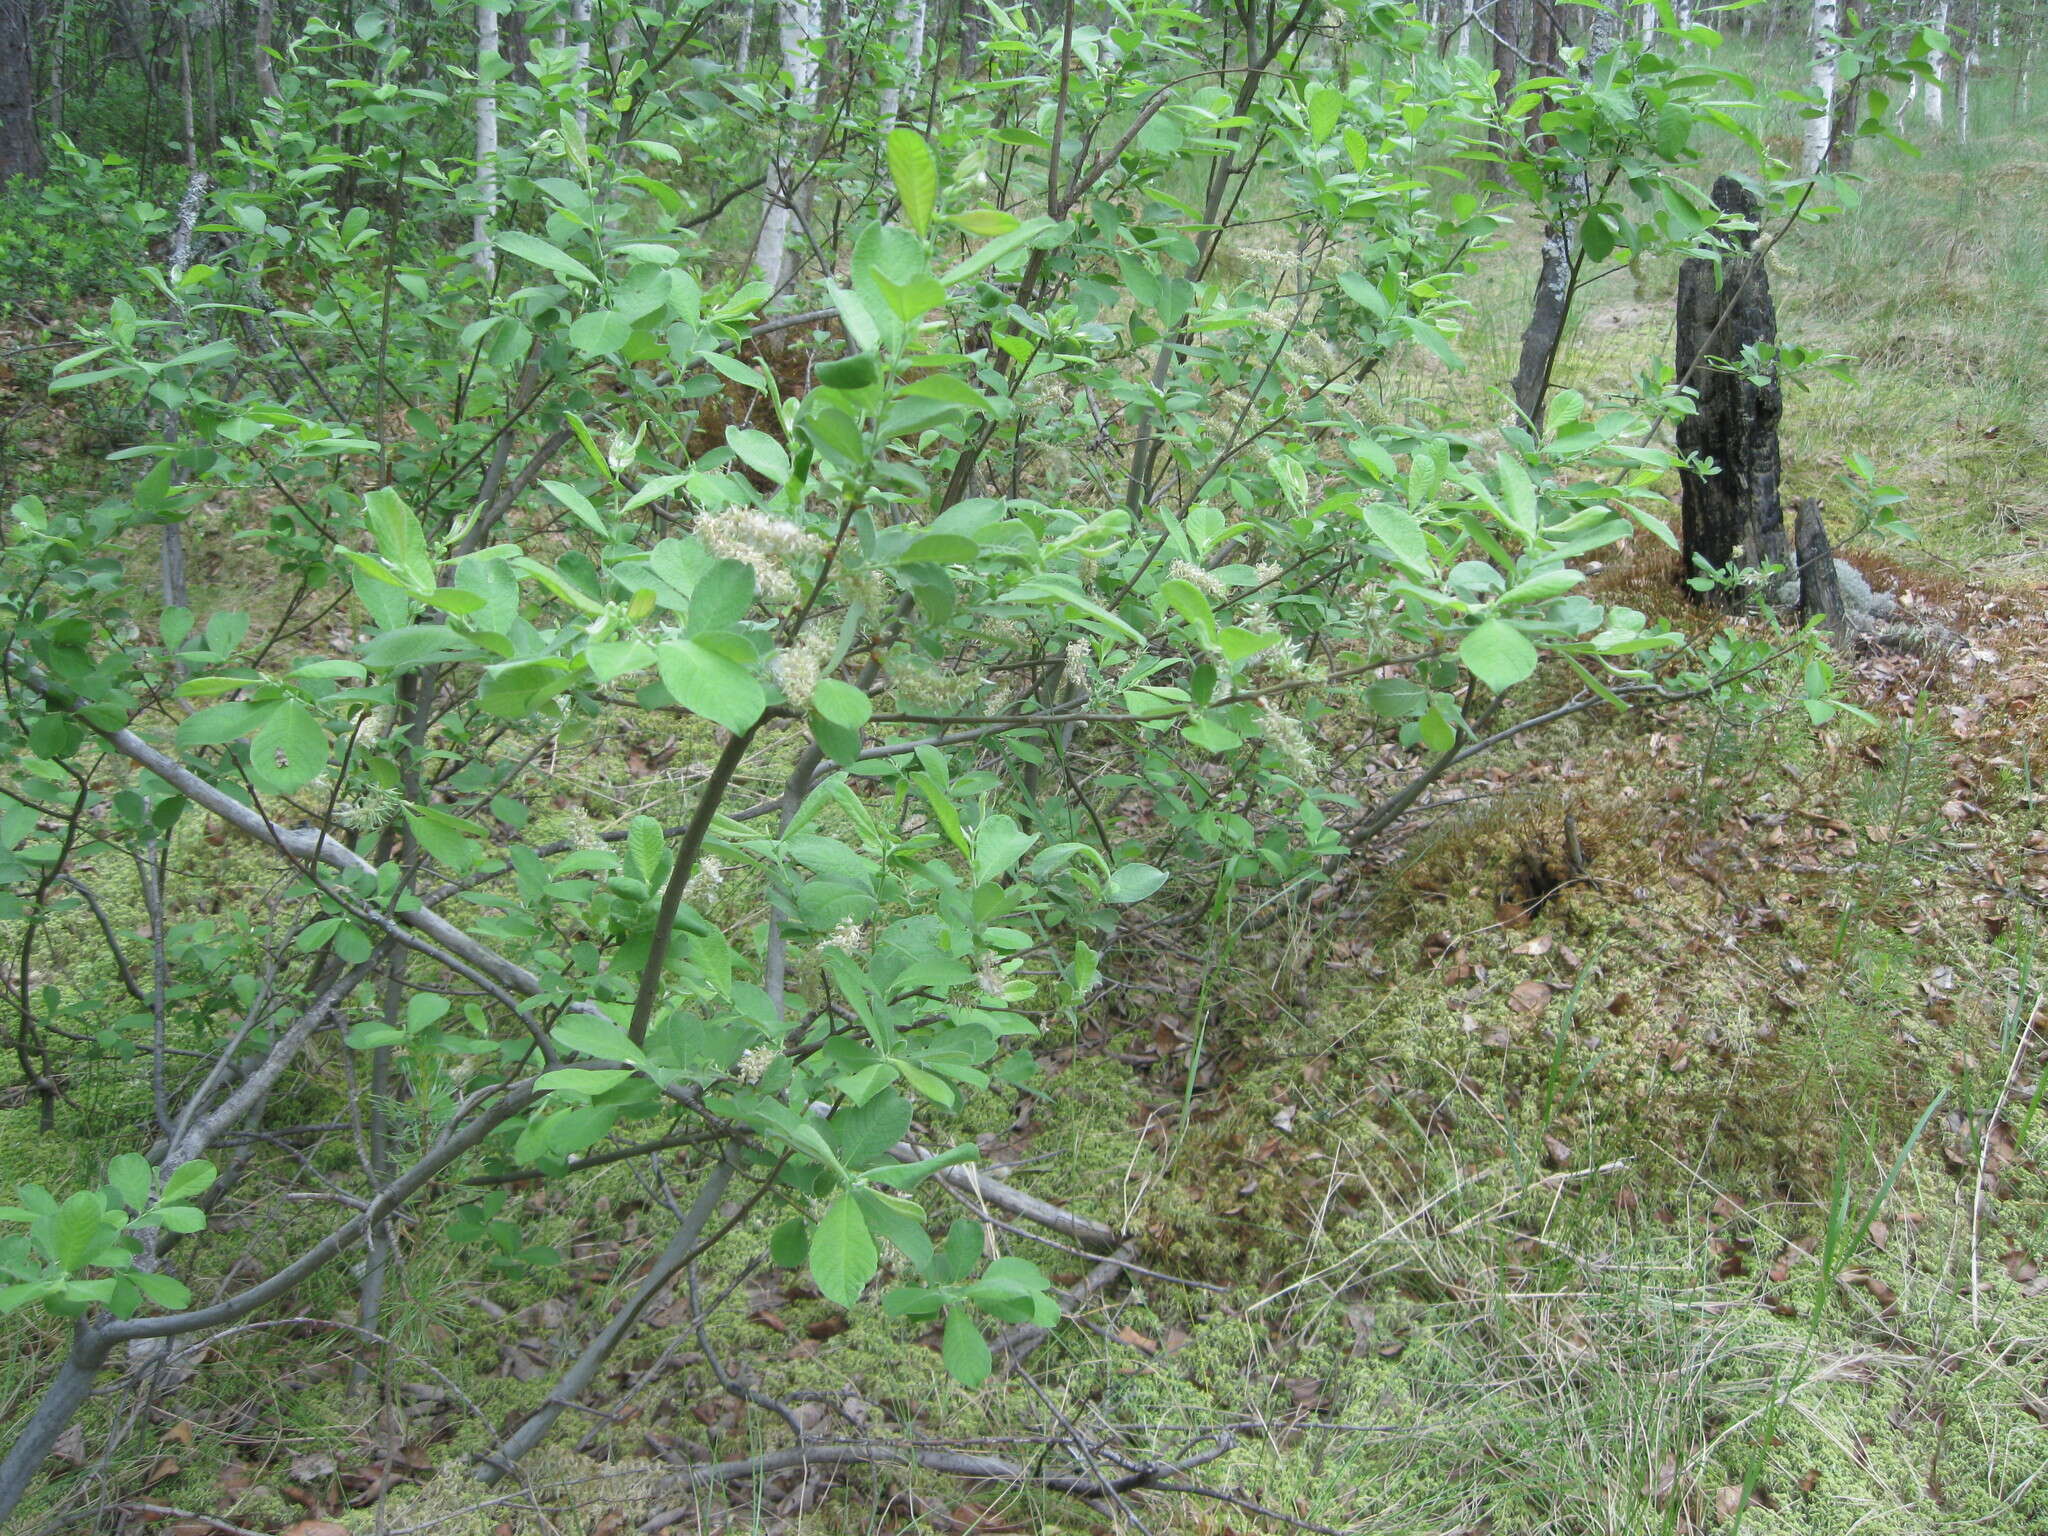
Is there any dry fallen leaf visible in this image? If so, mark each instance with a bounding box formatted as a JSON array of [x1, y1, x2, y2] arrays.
[[49, 1423, 85, 1467], [1643, 1452, 1676, 1504], [1508, 979, 1553, 1015], [280, 1523, 350, 1536]]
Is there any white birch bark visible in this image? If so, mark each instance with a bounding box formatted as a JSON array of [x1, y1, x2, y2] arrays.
[[876, 0, 927, 125], [1958, 26, 1977, 139], [1926, 0, 1950, 130], [1801, 0, 1840, 174], [570, 0, 591, 134], [475, 1, 500, 277], [752, 0, 820, 295]]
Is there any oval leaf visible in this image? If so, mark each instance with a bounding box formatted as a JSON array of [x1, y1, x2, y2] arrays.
[[1459, 618, 1540, 693], [810, 1195, 878, 1308]]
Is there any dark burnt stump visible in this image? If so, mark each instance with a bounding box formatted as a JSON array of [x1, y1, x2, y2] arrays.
[[1677, 176, 1787, 603], [1793, 497, 1850, 648]]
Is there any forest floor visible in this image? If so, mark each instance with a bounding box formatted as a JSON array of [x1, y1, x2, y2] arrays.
[[6, 83, 2048, 1536]]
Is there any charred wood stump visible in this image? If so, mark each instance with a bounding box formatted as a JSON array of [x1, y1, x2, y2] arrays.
[[1793, 497, 1850, 648], [1677, 176, 1787, 604]]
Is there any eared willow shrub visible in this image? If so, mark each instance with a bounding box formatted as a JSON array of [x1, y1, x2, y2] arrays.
[[0, 0, 1883, 1507]]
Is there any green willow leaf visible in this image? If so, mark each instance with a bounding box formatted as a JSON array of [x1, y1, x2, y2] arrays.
[[809, 1195, 878, 1309]]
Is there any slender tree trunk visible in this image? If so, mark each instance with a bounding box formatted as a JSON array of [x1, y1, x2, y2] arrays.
[[120, 0, 156, 88], [1801, 0, 1839, 173], [199, 8, 218, 153], [176, 15, 198, 168], [1957, 23, 1976, 140], [1, 0, 46, 179], [48, 0, 70, 138], [254, 0, 280, 98], [960, 0, 989, 73], [474, 1158, 736, 1482], [1513, 225, 1572, 431], [752, 0, 820, 295], [348, 969, 401, 1395], [1510, 0, 1613, 436], [156, 168, 210, 615], [876, 0, 927, 124], [1829, 67, 1861, 169], [1490, 0, 1517, 116], [1927, 0, 1949, 129], [503, 1, 530, 80], [571, 0, 591, 132], [735, 0, 754, 68], [475, 0, 499, 276], [0, 1327, 114, 1523]]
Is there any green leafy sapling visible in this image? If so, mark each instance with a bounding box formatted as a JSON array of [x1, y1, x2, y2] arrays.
[[0, 1156, 216, 1319]]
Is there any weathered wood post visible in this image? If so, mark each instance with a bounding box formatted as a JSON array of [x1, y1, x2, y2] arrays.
[[1676, 175, 1788, 604]]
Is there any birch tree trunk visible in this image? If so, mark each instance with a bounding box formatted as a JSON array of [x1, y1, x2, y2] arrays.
[[1926, 0, 1949, 129], [570, 0, 591, 133], [475, 1, 500, 277], [752, 0, 821, 295], [1800, 0, 1839, 173], [876, 0, 928, 125], [1957, 24, 1977, 140]]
